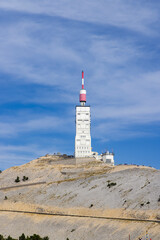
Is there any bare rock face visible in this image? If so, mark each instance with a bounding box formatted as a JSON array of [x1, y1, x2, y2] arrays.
[[0, 155, 159, 240]]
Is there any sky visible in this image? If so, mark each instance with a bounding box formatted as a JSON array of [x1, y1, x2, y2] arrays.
[[0, 0, 160, 170]]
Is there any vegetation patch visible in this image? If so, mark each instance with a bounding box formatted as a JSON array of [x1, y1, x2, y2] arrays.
[[15, 176, 20, 183], [15, 176, 29, 183], [123, 200, 127, 205], [89, 203, 93, 208], [107, 182, 117, 188], [22, 176, 29, 181], [0, 234, 49, 240]]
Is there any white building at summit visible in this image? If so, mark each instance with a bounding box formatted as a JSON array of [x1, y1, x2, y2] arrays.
[[74, 71, 114, 165], [75, 71, 92, 158]]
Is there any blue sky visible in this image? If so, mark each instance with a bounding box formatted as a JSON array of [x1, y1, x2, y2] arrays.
[[0, 0, 160, 170]]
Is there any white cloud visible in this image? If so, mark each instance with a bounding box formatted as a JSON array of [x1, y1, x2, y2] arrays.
[[0, 19, 82, 88], [90, 70, 160, 130], [0, 114, 74, 138], [89, 37, 141, 64], [92, 120, 154, 141], [0, 0, 158, 35], [0, 122, 16, 136]]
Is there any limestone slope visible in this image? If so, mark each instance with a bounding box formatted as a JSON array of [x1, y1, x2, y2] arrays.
[[0, 155, 159, 240]]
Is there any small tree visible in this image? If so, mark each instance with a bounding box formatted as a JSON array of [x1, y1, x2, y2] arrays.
[[0, 234, 49, 240], [4, 196, 8, 200], [15, 176, 20, 183], [19, 233, 26, 240], [22, 176, 28, 181], [0, 234, 4, 240], [107, 182, 116, 188], [30, 234, 41, 240], [6, 236, 15, 240]]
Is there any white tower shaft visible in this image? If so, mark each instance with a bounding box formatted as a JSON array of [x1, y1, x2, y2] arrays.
[[75, 71, 92, 158], [75, 106, 92, 157]]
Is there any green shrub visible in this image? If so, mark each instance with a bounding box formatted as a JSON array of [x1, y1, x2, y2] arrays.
[[22, 176, 29, 182], [4, 196, 8, 200], [0, 234, 4, 240], [15, 176, 20, 183], [107, 182, 116, 188], [0, 234, 49, 240], [19, 234, 25, 240], [6, 236, 15, 240]]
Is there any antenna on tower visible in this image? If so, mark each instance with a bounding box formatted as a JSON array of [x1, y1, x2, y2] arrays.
[[79, 70, 86, 106], [82, 70, 84, 89]]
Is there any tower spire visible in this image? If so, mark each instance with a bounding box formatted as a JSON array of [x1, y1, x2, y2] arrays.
[[79, 70, 86, 106], [82, 70, 84, 89]]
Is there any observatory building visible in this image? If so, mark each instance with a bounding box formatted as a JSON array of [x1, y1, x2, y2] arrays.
[[75, 71, 92, 158], [74, 71, 114, 166]]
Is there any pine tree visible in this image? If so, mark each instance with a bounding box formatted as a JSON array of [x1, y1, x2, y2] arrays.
[[6, 236, 14, 240], [19, 233, 26, 240], [15, 176, 20, 183], [0, 235, 4, 240], [43, 237, 49, 240]]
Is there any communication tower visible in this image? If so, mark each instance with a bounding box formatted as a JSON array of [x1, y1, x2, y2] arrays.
[[75, 71, 92, 158]]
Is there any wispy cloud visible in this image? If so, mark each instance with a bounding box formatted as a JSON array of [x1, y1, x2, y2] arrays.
[[0, 19, 82, 88], [0, 144, 55, 170], [0, 0, 159, 35], [0, 115, 73, 137], [0, 11, 160, 139]]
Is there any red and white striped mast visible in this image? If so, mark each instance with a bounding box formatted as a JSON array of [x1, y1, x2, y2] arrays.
[[79, 71, 86, 106]]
